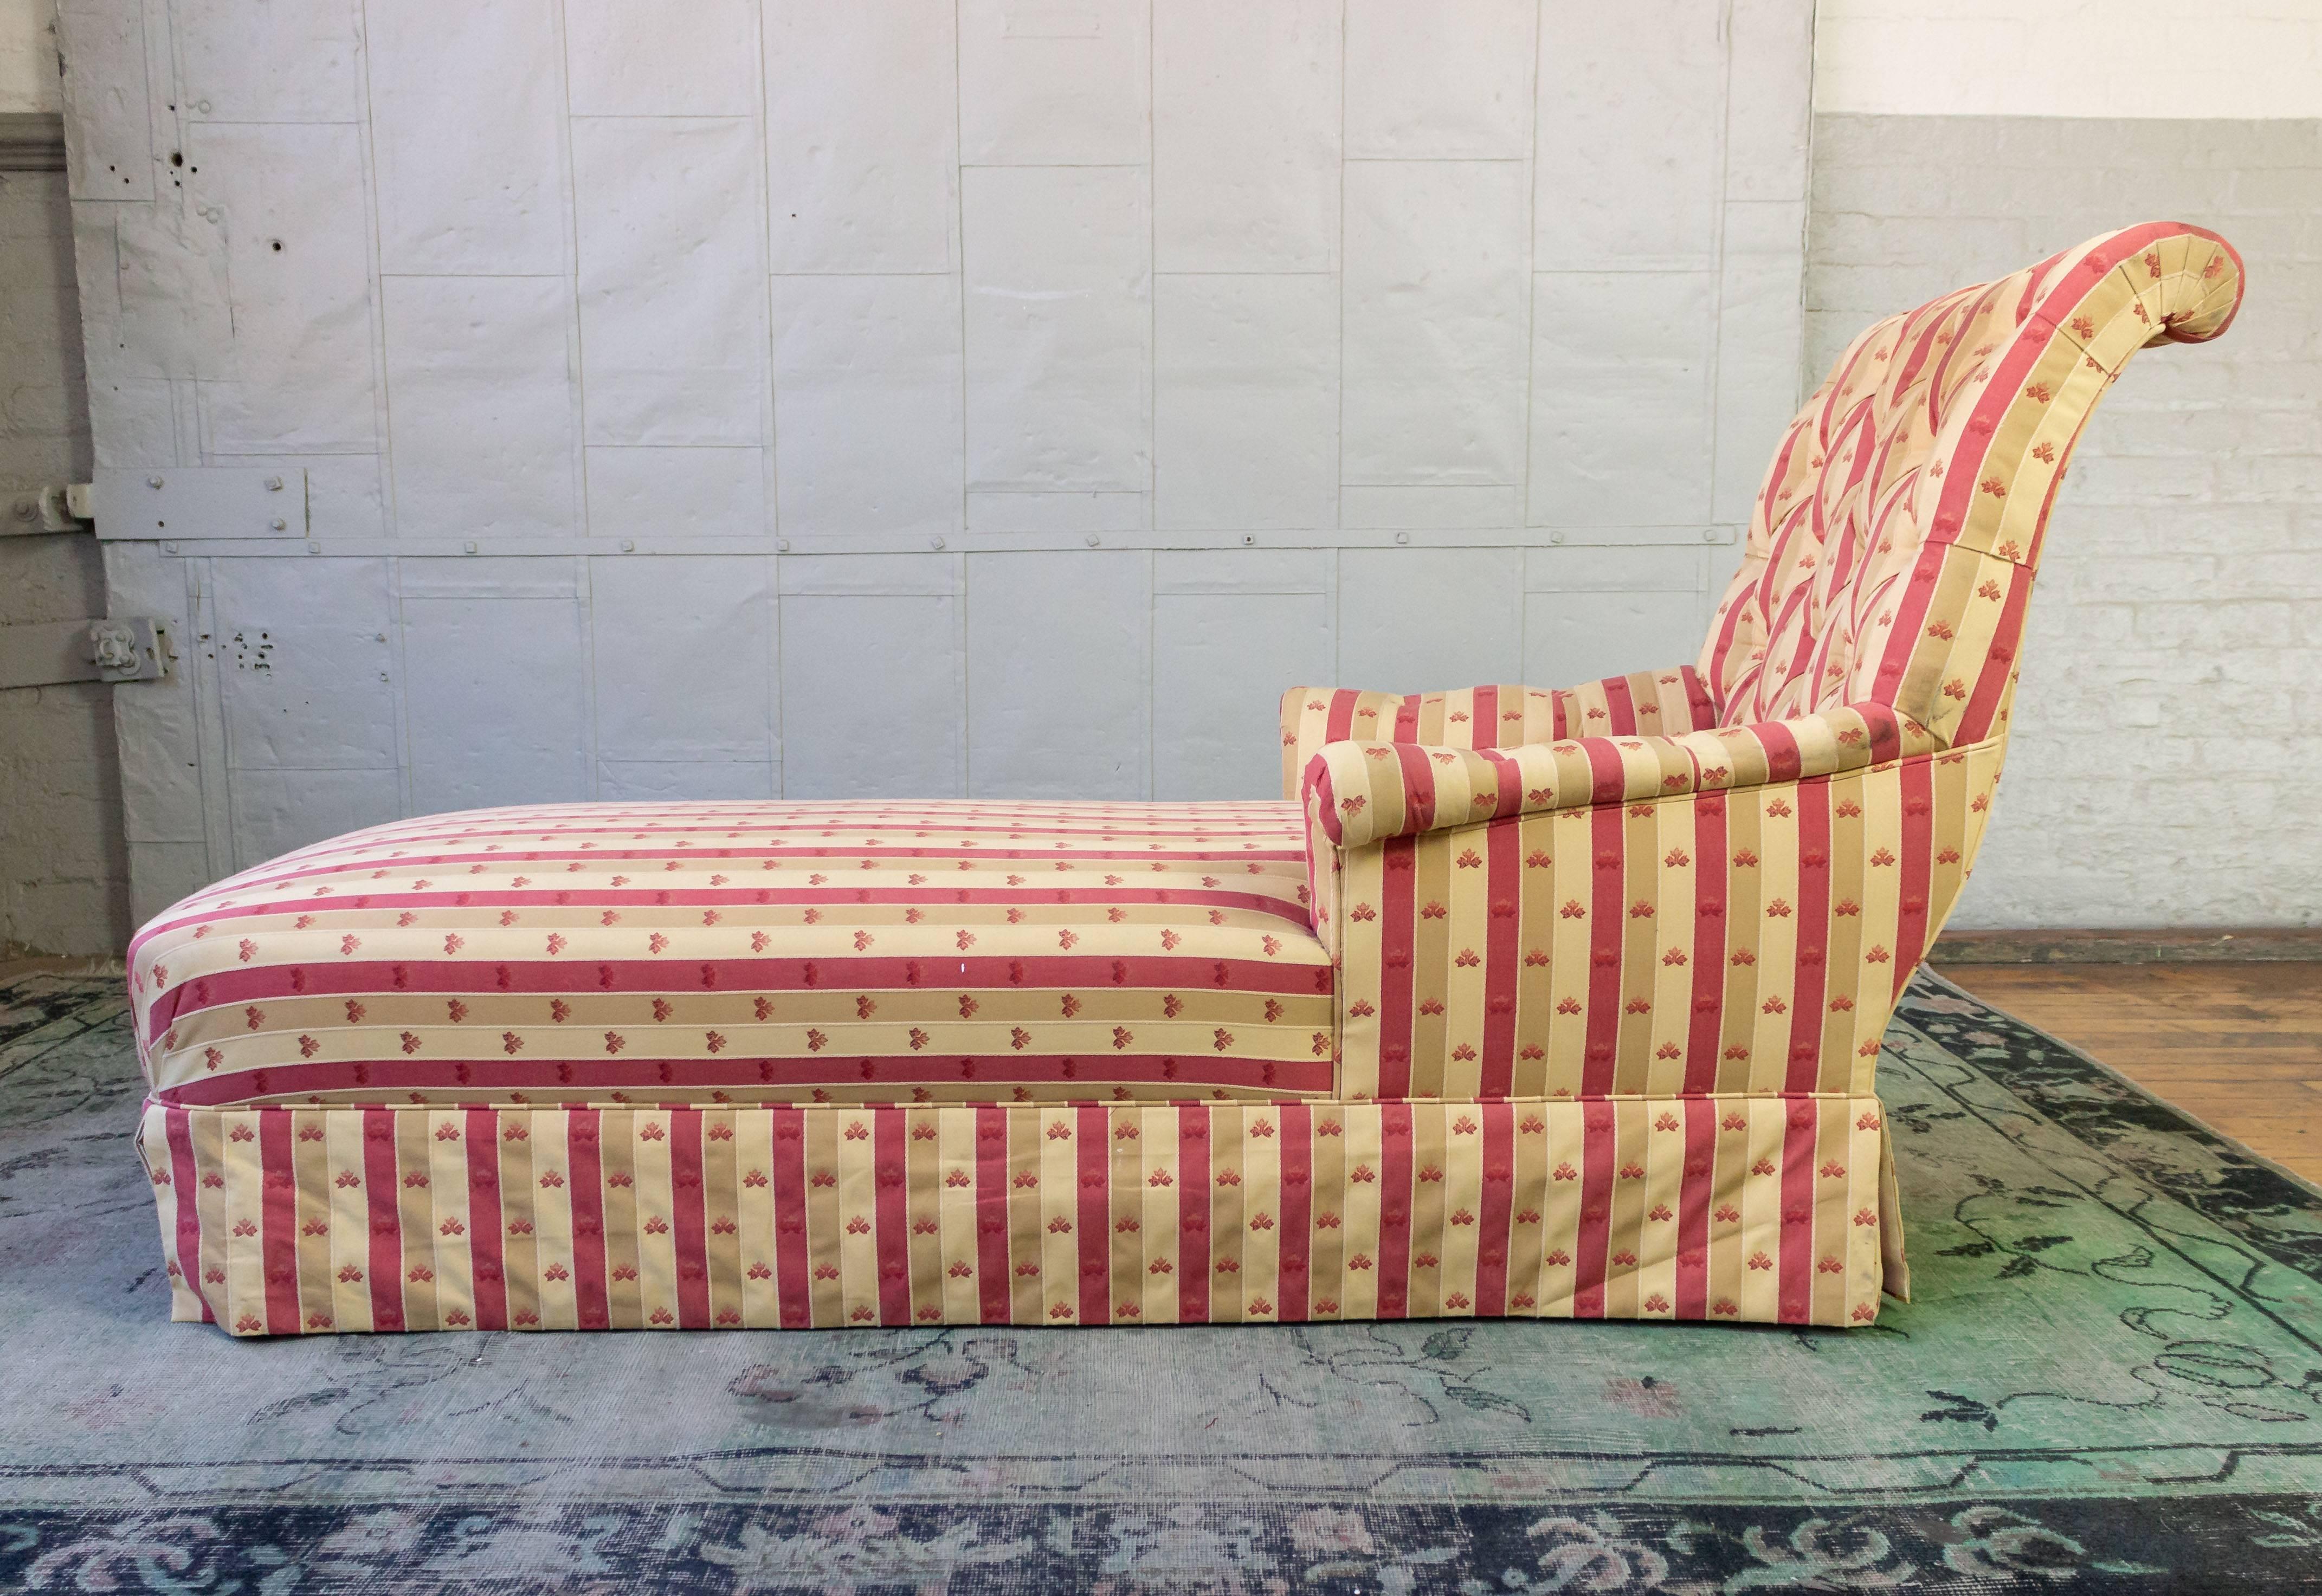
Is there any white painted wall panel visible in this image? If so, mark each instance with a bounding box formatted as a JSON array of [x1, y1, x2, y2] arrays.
[[764, 0, 957, 274], [108, 204, 234, 380], [1535, 2, 1726, 270], [1712, 202, 1808, 527], [368, 0, 569, 275], [1725, 0, 1814, 201], [55, 0, 151, 199], [1521, 545, 1712, 687], [102, 545, 202, 845], [177, 0, 363, 124], [598, 762, 775, 802], [230, 768, 402, 870], [1336, 547, 1523, 691], [382, 275, 579, 537], [401, 586, 591, 813], [1152, 0, 1339, 273], [210, 555, 398, 770], [770, 274, 964, 538], [572, 117, 766, 447], [1530, 272, 1717, 527], [589, 554, 774, 763], [781, 591, 965, 799], [966, 551, 1148, 798], [1344, 0, 1536, 160], [188, 122, 377, 455], [1342, 161, 1529, 487], [1153, 274, 1336, 530], [962, 166, 1150, 494], [565, 0, 757, 117], [959, 0, 1149, 167], [583, 447, 765, 538], [62, 0, 1828, 928], [1152, 550, 1333, 800]]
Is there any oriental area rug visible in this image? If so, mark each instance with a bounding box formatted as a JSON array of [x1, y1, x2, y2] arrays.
[[2, 967, 2319, 1593]]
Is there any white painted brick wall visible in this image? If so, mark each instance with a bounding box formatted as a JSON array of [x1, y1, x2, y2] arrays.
[[1809, 114, 2322, 928]]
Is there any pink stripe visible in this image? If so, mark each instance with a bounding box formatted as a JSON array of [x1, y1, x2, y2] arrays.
[[1957, 567, 2031, 745], [1076, 1104, 1108, 1326], [1376, 836, 1417, 1101], [466, 1107, 509, 1330], [1573, 1106, 1616, 1319], [1778, 1102, 1817, 1324], [1480, 811, 1520, 1099], [362, 1108, 402, 1330], [1278, 1104, 1312, 1323], [146, 952, 1329, 1048], [1469, 686, 1499, 747], [1475, 1101, 1513, 1317], [1894, 758, 1937, 996], [670, 1109, 710, 1329], [975, 1105, 1011, 1323], [154, 1051, 1335, 1110], [258, 1111, 298, 1334], [1178, 1109, 1211, 1323], [772, 1107, 810, 1327], [567, 1109, 611, 1330], [1675, 1096, 1714, 1319], [874, 1110, 911, 1327], [1376, 1103, 1412, 1317], [1679, 667, 1715, 729], [1325, 689, 1361, 746], [164, 1108, 215, 1324], [1784, 780, 1833, 1094], [1682, 794, 1727, 1093], [1601, 674, 1638, 735], [1582, 806, 1623, 1098]]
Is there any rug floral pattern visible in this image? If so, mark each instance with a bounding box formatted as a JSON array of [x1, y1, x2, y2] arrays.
[[3, 969, 2319, 1592]]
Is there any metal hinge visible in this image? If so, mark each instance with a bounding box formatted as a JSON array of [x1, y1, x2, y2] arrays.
[[0, 617, 175, 688]]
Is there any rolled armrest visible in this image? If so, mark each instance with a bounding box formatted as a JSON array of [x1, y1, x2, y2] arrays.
[[1306, 702, 1936, 850], [1278, 668, 1718, 800]]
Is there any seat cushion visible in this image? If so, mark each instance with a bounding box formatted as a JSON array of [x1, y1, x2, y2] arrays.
[[131, 800, 1336, 1109]]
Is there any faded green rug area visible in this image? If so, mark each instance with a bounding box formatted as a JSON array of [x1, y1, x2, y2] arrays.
[[3, 968, 2320, 1592]]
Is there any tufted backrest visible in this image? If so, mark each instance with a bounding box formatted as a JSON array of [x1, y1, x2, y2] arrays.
[[1701, 222, 2243, 749]]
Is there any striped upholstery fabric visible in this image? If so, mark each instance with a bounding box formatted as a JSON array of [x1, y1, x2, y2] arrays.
[[1703, 223, 2243, 746], [130, 801, 1334, 1110], [133, 223, 2241, 1337], [1279, 671, 1718, 804], [140, 1093, 1897, 1334]]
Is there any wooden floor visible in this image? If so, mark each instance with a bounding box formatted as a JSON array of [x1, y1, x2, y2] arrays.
[[1936, 961, 2322, 1186]]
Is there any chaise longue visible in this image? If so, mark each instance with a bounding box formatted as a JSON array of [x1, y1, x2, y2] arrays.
[[132, 222, 2243, 1335]]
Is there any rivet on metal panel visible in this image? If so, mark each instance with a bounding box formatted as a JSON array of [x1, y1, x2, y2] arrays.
[[928, 536, 944, 551], [147, 477, 164, 489], [265, 477, 283, 492], [620, 539, 635, 552], [1702, 528, 1721, 543], [1241, 534, 1255, 546], [1085, 534, 1100, 548], [778, 539, 791, 552], [463, 541, 478, 554], [375, 633, 386, 643], [271, 518, 288, 532], [1394, 532, 1409, 546], [1549, 531, 1565, 545], [306, 540, 319, 553], [162, 542, 179, 554]]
